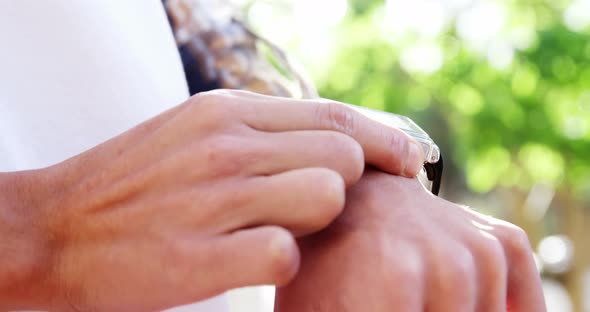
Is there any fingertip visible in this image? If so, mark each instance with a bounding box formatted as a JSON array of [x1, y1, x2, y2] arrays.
[[404, 141, 424, 177], [284, 167, 346, 237], [341, 136, 365, 187], [320, 168, 347, 206], [314, 168, 346, 226], [262, 226, 301, 286], [203, 226, 300, 293]]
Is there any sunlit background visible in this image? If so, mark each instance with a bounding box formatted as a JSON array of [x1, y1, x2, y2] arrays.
[[222, 0, 590, 311]]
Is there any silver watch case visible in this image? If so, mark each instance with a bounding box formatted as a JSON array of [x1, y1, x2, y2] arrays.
[[351, 106, 440, 165]]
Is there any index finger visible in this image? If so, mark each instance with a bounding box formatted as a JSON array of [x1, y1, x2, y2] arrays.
[[225, 90, 425, 177]]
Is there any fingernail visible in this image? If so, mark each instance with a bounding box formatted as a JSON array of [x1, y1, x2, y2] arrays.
[[406, 141, 424, 177]]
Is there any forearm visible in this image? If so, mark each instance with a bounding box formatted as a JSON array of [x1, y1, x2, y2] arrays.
[[0, 170, 55, 310]]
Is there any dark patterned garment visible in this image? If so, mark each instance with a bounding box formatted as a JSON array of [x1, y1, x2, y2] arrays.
[[163, 0, 317, 98]]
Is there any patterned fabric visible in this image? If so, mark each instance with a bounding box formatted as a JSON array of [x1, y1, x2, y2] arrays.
[[163, 0, 317, 98]]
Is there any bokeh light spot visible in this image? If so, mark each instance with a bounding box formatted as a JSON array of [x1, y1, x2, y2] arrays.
[[512, 64, 539, 97], [518, 143, 565, 186], [538, 235, 574, 274], [466, 145, 511, 193], [564, 0, 590, 32], [449, 83, 484, 115]]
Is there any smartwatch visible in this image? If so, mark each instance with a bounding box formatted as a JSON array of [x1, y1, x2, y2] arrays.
[[352, 106, 444, 195]]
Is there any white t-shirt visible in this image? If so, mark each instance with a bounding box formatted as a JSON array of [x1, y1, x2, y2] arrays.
[[0, 1, 228, 311]]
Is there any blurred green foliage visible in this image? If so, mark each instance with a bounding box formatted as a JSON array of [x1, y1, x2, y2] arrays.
[[314, 0, 590, 199]]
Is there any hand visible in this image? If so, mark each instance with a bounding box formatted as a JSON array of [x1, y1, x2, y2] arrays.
[[0, 90, 423, 311], [275, 170, 546, 312]]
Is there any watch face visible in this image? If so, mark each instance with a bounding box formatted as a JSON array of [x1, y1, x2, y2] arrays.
[[351, 105, 440, 164], [352, 106, 417, 131]]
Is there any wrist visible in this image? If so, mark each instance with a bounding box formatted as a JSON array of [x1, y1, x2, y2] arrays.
[[0, 169, 58, 310]]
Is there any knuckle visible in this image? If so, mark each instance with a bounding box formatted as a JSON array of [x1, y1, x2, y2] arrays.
[[162, 240, 198, 285], [389, 251, 424, 285], [317, 102, 356, 136], [262, 227, 299, 286], [434, 248, 477, 307], [190, 91, 231, 123], [191, 90, 222, 106], [384, 248, 424, 305], [439, 248, 475, 287], [503, 225, 533, 258], [201, 136, 243, 177]]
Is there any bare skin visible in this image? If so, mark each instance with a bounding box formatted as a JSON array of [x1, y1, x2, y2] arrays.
[[0, 90, 424, 311], [275, 171, 546, 312]]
